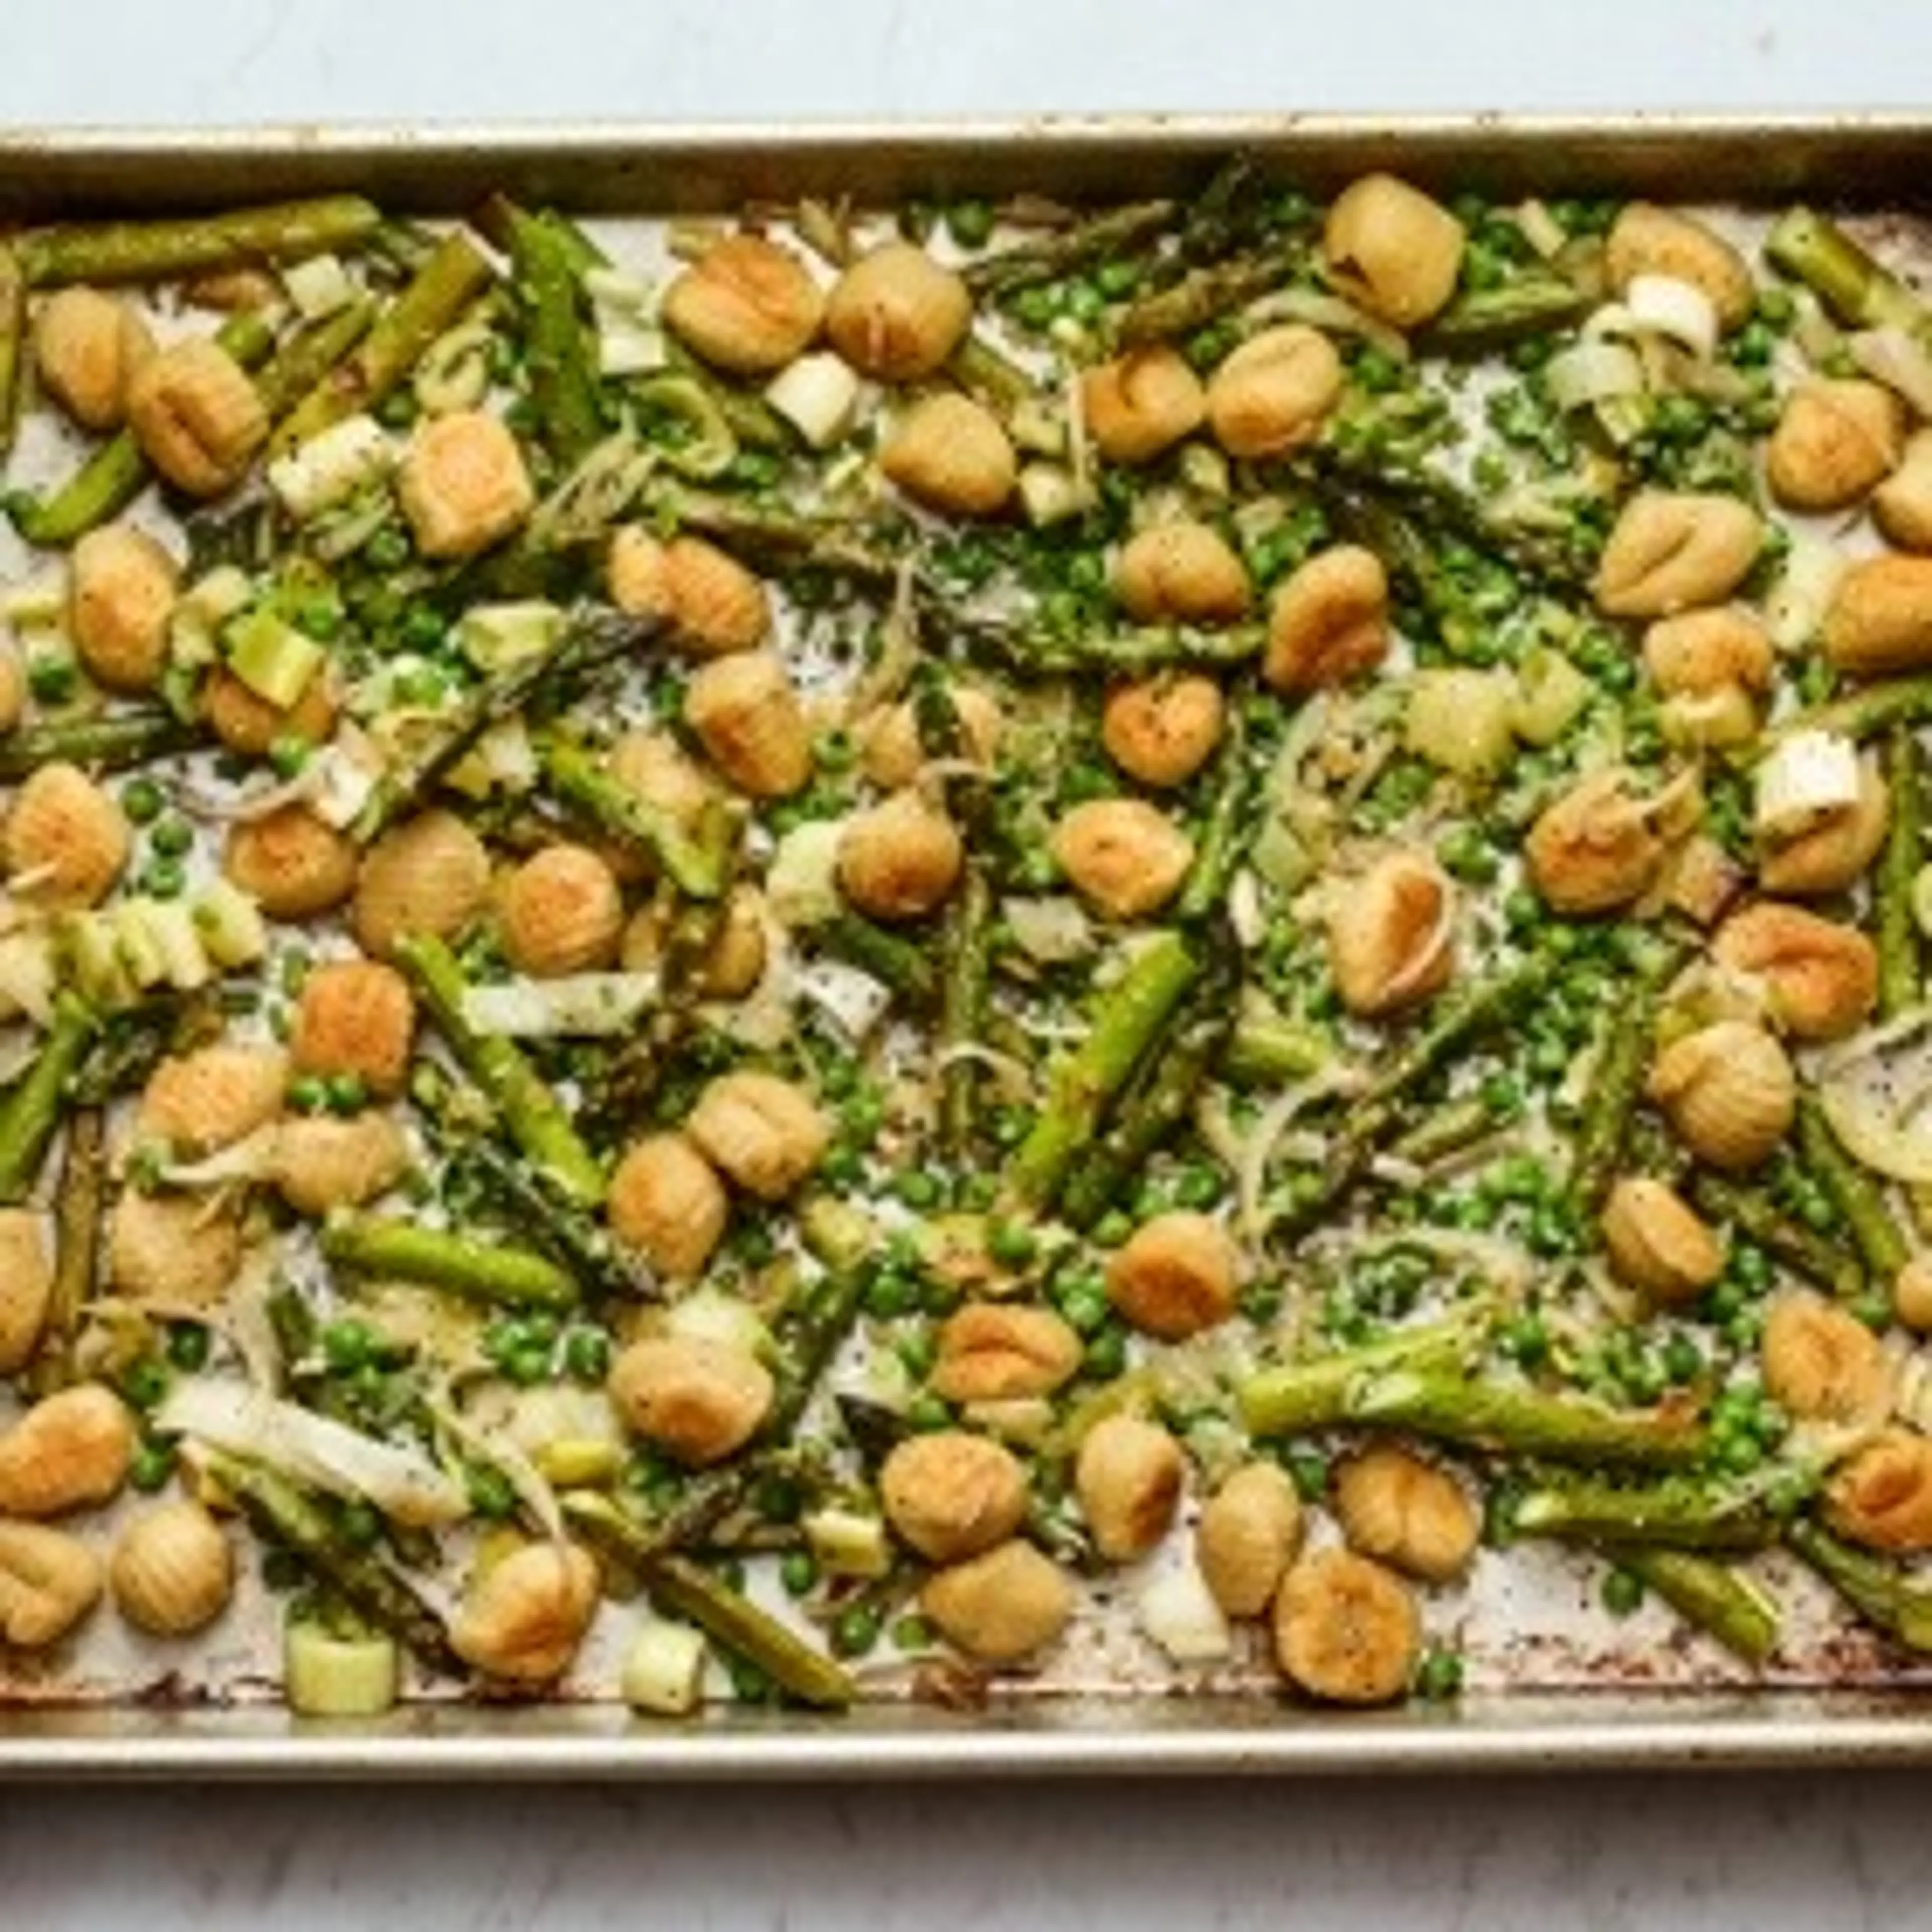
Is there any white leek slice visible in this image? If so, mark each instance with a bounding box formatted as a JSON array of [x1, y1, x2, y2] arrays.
[[267, 415, 395, 523], [1545, 339, 1645, 413], [1136, 1562, 1232, 1665], [453, 601, 565, 674], [159, 1378, 467, 1527], [282, 253, 357, 321], [764, 352, 860, 449], [664, 1285, 773, 1363], [191, 878, 269, 970], [461, 972, 659, 1038], [1819, 1010, 1932, 1185], [1765, 533, 1849, 654], [1756, 729, 1861, 844], [621, 1616, 709, 1716], [1625, 274, 1720, 363], [795, 958, 892, 1041], [585, 267, 668, 378], [0, 931, 55, 1026], [1851, 326, 1932, 421], [765, 820, 847, 928], [285, 1621, 399, 1717], [1004, 895, 1095, 964], [802, 1506, 892, 1580]]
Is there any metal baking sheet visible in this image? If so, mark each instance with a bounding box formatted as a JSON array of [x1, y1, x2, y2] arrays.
[[6, 112, 1932, 1777]]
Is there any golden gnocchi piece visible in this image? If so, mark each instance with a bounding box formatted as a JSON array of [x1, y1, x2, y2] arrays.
[[396, 409, 535, 560], [352, 808, 492, 958], [929, 1303, 1083, 1404], [498, 843, 625, 978], [0, 1384, 134, 1519], [1593, 491, 1763, 619], [1604, 202, 1755, 331], [0, 1520, 102, 1649], [68, 524, 179, 695], [107, 1189, 245, 1310], [920, 1538, 1074, 1664], [1646, 1019, 1796, 1172], [1081, 345, 1205, 466], [1100, 673, 1227, 788], [1113, 524, 1251, 628], [1825, 1430, 1932, 1554], [824, 240, 971, 382], [1823, 553, 1932, 677], [137, 1043, 287, 1157], [1600, 1178, 1725, 1305], [880, 392, 1016, 518], [1075, 1414, 1185, 1563], [1525, 769, 1669, 916], [1758, 755, 1889, 898], [1051, 797, 1195, 921], [1104, 1211, 1240, 1341], [33, 286, 153, 431], [607, 1132, 730, 1280], [1332, 1444, 1480, 1583], [608, 1333, 774, 1466], [270, 1112, 413, 1218], [607, 529, 772, 657], [685, 1070, 829, 1200], [1711, 903, 1878, 1042], [1325, 850, 1456, 1018], [837, 791, 964, 922], [1874, 429, 1932, 552], [451, 1540, 600, 1684], [1204, 324, 1344, 458], [1263, 544, 1390, 694], [110, 1501, 234, 1638], [1767, 378, 1904, 512], [0, 1210, 52, 1375], [683, 649, 813, 799], [1323, 174, 1466, 329], [1272, 1548, 1422, 1706], [290, 959, 417, 1099], [881, 1430, 1030, 1564], [660, 233, 825, 375], [1643, 606, 1772, 701], [1761, 1290, 1893, 1428], [203, 662, 339, 758], [125, 336, 268, 497], [1195, 1463, 1304, 1619], [224, 804, 359, 922], [4, 762, 129, 909]]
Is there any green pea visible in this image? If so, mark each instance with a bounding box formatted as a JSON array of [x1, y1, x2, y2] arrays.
[[268, 735, 313, 779], [895, 1171, 941, 1212], [1601, 1567, 1645, 1617], [565, 1327, 611, 1383], [467, 1466, 517, 1519], [944, 200, 996, 250], [906, 1393, 952, 1433], [287, 1074, 330, 1114], [831, 1606, 882, 1658], [27, 653, 76, 705], [121, 777, 165, 824], [1083, 1327, 1128, 1380], [504, 1344, 553, 1388], [988, 1220, 1037, 1268], [337, 1499, 383, 1549], [891, 1612, 934, 1652], [1663, 1334, 1704, 1384], [1413, 1649, 1465, 1701], [166, 1321, 212, 1374], [779, 1550, 819, 1597], [129, 1440, 176, 1495], [1282, 1447, 1329, 1501], [864, 1270, 915, 1320], [325, 1072, 369, 1116], [141, 857, 187, 900], [365, 528, 409, 571], [120, 1359, 170, 1411], [322, 1319, 376, 1373]]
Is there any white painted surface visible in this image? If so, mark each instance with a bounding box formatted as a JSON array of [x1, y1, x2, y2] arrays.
[[7, 6, 1932, 1925]]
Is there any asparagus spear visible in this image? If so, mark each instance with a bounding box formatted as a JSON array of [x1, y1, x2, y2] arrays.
[[1688, 1172, 1867, 1302], [0, 998, 98, 1205], [1766, 672, 1932, 746], [1879, 725, 1923, 1017], [1422, 275, 1592, 352], [272, 227, 495, 455], [1788, 1516, 1932, 1652], [948, 334, 1035, 412], [1005, 928, 1200, 1213], [355, 608, 651, 844], [1509, 1465, 1814, 1551], [1794, 1097, 1911, 1285], [820, 913, 939, 1006], [1057, 952, 1237, 1232], [652, 486, 901, 588], [17, 196, 382, 288], [1570, 944, 1675, 1217], [1116, 244, 1300, 345], [320, 1214, 582, 1314], [497, 202, 606, 470], [1622, 1550, 1781, 1666], [216, 1457, 461, 1676], [1765, 207, 1929, 337], [1387, 1094, 1499, 1167], [1223, 1011, 1334, 1085], [937, 865, 994, 1157], [5, 311, 275, 546], [536, 732, 733, 901], [562, 1492, 855, 1709], [950, 610, 1267, 680], [393, 933, 605, 1209], [1174, 712, 1252, 924], [1346, 1369, 1707, 1470], [0, 244, 23, 453], [25, 1107, 103, 1396], [255, 296, 379, 426], [1237, 1312, 1485, 1437], [963, 199, 1178, 298], [0, 708, 202, 783]]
